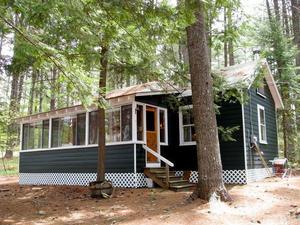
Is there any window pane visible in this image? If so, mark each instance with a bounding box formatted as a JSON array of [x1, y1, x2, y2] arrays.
[[183, 125, 196, 142], [182, 108, 193, 125], [22, 124, 29, 150], [159, 110, 165, 143], [61, 116, 76, 146], [42, 120, 49, 148], [137, 105, 144, 141], [260, 109, 265, 125], [89, 111, 99, 144], [34, 122, 43, 149], [106, 109, 121, 142], [28, 123, 35, 150], [121, 105, 132, 141], [146, 111, 155, 131], [77, 113, 86, 145], [51, 118, 60, 147], [183, 126, 192, 142]]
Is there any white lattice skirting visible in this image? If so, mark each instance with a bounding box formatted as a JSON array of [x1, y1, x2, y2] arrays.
[[176, 170, 247, 184], [246, 167, 273, 183], [19, 173, 147, 188]]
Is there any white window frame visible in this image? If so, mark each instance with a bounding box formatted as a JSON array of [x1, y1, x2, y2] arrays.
[[257, 104, 267, 144], [179, 105, 196, 146], [256, 88, 266, 98], [159, 108, 168, 146]]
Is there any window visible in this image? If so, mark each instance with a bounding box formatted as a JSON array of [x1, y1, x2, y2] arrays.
[[159, 109, 168, 145], [89, 105, 132, 144], [89, 111, 99, 145], [136, 105, 144, 141], [106, 108, 121, 142], [257, 104, 267, 143], [22, 120, 49, 150], [179, 106, 196, 145], [257, 82, 266, 97], [51, 113, 86, 148]]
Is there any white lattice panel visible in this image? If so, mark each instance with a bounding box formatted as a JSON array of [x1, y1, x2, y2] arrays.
[[176, 170, 247, 184], [20, 173, 140, 188], [246, 168, 273, 183]]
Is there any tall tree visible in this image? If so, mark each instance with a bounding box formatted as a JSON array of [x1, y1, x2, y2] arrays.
[[186, 1, 230, 201]]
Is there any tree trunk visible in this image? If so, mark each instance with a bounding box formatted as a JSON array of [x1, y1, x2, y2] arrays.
[[9, 73, 19, 113], [97, 46, 109, 182], [16, 73, 24, 112], [186, 2, 230, 201], [50, 67, 57, 110], [266, 0, 273, 23], [282, 0, 290, 35], [39, 71, 43, 113], [291, 0, 300, 68], [224, 7, 228, 67], [28, 70, 37, 115], [227, 7, 235, 66], [273, 0, 281, 22]]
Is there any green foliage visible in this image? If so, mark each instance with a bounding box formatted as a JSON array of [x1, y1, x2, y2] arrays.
[[218, 125, 240, 141]]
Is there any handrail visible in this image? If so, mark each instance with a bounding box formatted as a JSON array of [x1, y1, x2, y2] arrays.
[[142, 145, 174, 167]]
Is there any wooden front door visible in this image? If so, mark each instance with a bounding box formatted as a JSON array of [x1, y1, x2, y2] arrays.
[[146, 106, 159, 165]]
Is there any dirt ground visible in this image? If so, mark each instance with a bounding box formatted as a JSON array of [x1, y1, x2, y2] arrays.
[[0, 176, 300, 225]]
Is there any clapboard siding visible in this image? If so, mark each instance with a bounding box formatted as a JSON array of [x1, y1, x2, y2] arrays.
[[20, 144, 134, 173], [136, 95, 245, 171], [136, 144, 146, 173], [243, 83, 279, 169]]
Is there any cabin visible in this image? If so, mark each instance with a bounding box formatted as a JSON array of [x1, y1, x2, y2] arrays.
[[17, 59, 283, 190]]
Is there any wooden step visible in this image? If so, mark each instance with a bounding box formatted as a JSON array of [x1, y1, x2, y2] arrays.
[[170, 183, 195, 192], [157, 175, 183, 181], [168, 179, 190, 187]]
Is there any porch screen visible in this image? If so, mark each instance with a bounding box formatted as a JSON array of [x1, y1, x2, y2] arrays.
[[22, 120, 49, 150], [89, 104, 133, 144], [51, 113, 86, 147]]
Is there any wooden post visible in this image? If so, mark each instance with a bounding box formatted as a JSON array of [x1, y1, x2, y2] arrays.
[[165, 164, 169, 187]]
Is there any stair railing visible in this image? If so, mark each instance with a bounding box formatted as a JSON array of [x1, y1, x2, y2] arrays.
[[142, 145, 174, 185]]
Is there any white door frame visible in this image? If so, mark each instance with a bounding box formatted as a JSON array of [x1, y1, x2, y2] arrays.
[[145, 105, 161, 168]]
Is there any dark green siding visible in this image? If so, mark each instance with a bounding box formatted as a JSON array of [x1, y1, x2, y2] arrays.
[[20, 144, 135, 173], [136, 95, 245, 171], [243, 84, 279, 169]]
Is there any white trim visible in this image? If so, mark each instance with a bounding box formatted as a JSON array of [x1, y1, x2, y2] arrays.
[[85, 111, 89, 146], [178, 105, 196, 146], [134, 143, 137, 179], [48, 118, 52, 149], [257, 104, 267, 144], [256, 88, 267, 98], [20, 141, 136, 153], [159, 108, 168, 145], [145, 106, 161, 168], [241, 103, 248, 176], [19, 123, 23, 150]]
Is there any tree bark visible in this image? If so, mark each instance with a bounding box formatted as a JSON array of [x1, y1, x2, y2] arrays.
[[291, 0, 300, 68], [28, 70, 37, 115], [39, 71, 43, 113], [97, 45, 109, 182], [186, 2, 230, 201], [224, 7, 228, 67], [273, 0, 281, 22], [50, 67, 57, 110], [282, 0, 290, 35], [227, 7, 235, 66]]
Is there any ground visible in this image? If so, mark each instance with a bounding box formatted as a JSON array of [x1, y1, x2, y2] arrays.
[[0, 176, 300, 225]]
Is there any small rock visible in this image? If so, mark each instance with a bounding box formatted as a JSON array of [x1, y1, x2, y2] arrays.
[[32, 187, 42, 191], [207, 211, 211, 214], [290, 205, 297, 208], [295, 208, 300, 216], [37, 210, 46, 215], [257, 220, 261, 224]]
